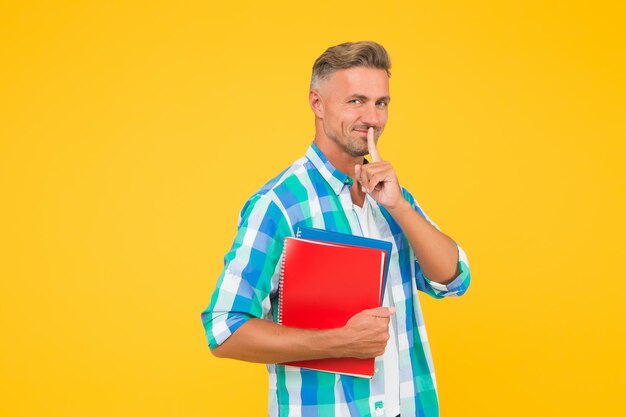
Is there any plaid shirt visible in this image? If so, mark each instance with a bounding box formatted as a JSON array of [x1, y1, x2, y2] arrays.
[[201, 142, 471, 417]]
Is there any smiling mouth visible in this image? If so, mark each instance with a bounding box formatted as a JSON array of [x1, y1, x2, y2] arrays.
[[354, 129, 374, 140]]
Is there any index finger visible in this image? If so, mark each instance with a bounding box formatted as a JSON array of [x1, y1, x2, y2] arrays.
[[367, 127, 382, 162]]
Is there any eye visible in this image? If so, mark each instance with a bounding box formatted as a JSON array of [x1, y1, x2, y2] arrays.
[[376, 101, 388, 108], [349, 99, 362, 104]]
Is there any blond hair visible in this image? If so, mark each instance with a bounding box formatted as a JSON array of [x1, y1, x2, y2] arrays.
[[310, 41, 391, 89]]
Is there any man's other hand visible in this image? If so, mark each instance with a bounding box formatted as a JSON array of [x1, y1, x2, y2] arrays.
[[339, 306, 396, 359], [354, 127, 404, 209]]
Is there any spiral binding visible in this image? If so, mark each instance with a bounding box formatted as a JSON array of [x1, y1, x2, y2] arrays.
[[278, 229, 302, 324], [277, 238, 290, 325]]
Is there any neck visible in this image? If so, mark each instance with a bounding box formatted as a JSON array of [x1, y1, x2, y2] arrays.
[[313, 130, 365, 207], [313, 131, 363, 179], [313, 127, 367, 207]]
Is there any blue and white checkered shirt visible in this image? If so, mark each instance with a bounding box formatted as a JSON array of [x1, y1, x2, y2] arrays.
[[201, 142, 471, 417]]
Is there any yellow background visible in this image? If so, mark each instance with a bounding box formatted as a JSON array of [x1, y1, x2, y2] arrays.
[[1, 1, 624, 416]]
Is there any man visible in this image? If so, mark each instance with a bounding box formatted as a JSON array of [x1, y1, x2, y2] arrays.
[[201, 41, 471, 417]]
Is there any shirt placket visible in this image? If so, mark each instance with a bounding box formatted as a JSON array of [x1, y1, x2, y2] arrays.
[[337, 182, 363, 236]]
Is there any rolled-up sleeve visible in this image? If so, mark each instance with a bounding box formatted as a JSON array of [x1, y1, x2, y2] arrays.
[[401, 187, 472, 299], [200, 193, 292, 350]]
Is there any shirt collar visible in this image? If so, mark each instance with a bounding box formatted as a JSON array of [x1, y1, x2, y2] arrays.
[[306, 142, 369, 196]]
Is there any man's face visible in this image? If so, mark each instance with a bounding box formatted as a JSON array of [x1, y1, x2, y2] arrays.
[[316, 67, 390, 157]]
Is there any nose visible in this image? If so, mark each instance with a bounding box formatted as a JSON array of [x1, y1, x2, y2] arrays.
[[361, 103, 380, 126]]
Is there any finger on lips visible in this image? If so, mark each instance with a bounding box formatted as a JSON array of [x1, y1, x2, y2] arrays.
[[355, 129, 385, 193], [367, 127, 382, 162]]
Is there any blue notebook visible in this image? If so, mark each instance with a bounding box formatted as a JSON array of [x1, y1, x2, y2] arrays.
[[296, 226, 393, 302]]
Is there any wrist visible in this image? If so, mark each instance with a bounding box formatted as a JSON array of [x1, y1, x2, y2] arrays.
[[386, 197, 412, 216], [304, 327, 346, 359], [322, 327, 348, 358]]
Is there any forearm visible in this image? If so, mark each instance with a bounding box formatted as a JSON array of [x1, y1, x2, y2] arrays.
[[211, 306, 393, 363], [387, 200, 459, 284], [211, 318, 345, 363]]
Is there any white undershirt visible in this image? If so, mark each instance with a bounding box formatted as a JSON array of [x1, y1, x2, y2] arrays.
[[353, 198, 400, 417]]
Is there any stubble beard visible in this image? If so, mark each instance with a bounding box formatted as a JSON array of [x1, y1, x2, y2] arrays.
[[328, 130, 368, 158]]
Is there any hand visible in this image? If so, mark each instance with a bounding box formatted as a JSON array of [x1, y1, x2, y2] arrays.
[[338, 306, 396, 358], [354, 127, 404, 209]]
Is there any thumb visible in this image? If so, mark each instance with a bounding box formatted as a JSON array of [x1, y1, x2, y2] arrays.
[[354, 164, 367, 193], [354, 164, 361, 182], [370, 306, 396, 318]]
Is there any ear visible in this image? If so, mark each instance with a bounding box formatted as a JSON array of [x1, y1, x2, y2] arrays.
[[309, 89, 324, 118]]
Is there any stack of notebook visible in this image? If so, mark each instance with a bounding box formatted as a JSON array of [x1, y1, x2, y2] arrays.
[[277, 227, 392, 378]]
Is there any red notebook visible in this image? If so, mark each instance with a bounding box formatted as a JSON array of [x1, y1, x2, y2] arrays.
[[277, 236, 387, 378]]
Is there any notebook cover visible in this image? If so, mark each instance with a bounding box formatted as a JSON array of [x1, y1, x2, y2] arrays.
[[296, 226, 393, 303], [278, 237, 386, 378]]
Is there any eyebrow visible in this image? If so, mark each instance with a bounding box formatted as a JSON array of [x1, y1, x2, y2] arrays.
[[349, 94, 391, 102]]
